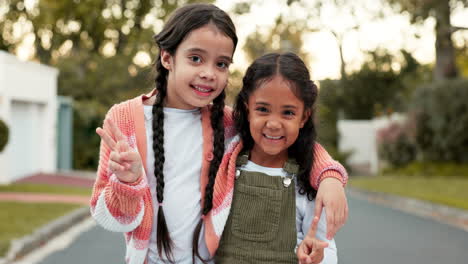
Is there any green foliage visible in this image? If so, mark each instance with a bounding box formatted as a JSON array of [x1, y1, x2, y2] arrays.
[[456, 44, 468, 77], [225, 69, 243, 107], [411, 78, 468, 163], [377, 122, 417, 168], [316, 79, 340, 148], [243, 16, 310, 65], [318, 50, 429, 172], [57, 50, 152, 169], [381, 162, 468, 177], [318, 50, 426, 123], [316, 80, 353, 171], [386, 0, 468, 80], [0, 119, 8, 152], [317, 49, 426, 144], [0, 0, 213, 169]]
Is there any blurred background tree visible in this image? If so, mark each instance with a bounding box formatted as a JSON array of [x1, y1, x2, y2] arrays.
[[386, 0, 468, 80], [0, 0, 212, 169], [1, 0, 467, 173]]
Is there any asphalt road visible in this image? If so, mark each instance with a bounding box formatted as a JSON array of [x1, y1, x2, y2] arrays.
[[37, 195, 468, 264]]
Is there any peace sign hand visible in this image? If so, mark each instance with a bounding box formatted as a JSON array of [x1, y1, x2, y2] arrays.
[[297, 216, 329, 264], [96, 118, 143, 183]]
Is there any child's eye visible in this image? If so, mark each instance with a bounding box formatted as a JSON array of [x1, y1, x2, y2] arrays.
[[217, 61, 229, 69], [189, 55, 202, 63], [283, 110, 296, 116], [255, 107, 269, 113]]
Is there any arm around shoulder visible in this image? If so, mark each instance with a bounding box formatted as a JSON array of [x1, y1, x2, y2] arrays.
[[310, 143, 348, 190]]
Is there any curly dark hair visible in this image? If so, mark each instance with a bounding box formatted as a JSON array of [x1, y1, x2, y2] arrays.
[[233, 52, 319, 201], [151, 3, 237, 263]]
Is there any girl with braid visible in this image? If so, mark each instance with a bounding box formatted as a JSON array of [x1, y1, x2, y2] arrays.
[[90, 3, 348, 264]]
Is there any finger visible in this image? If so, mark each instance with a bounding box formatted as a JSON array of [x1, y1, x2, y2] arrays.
[[344, 201, 349, 225], [120, 139, 131, 152], [106, 118, 125, 141], [109, 160, 126, 172], [327, 208, 336, 240], [120, 151, 140, 163], [313, 240, 329, 250], [117, 140, 130, 155], [337, 202, 346, 230], [314, 196, 323, 218], [96, 127, 116, 150], [308, 240, 328, 264], [115, 140, 124, 153], [298, 242, 312, 260], [309, 250, 324, 264], [109, 151, 125, 165], [306, 216, 320, 239]]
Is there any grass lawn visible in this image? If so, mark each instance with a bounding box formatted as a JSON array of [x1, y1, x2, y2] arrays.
[[0, 202, 81, 257], [350, 176, 468, 210], [0, 183, 92, 196]]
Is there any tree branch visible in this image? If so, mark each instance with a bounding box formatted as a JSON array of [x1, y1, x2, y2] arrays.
[[451, 26, 468, 33]]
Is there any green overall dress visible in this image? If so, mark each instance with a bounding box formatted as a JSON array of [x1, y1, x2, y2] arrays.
[[215, 153, 300, 264]]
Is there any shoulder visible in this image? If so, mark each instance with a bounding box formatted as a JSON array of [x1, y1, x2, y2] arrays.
[[222, 105, 236, 138], [223, 105, 233, 116], [106, 98, 134, 118], [104, 95, 143, 134]]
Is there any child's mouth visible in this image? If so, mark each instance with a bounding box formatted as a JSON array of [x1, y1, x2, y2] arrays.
[[191, 85, 214, 97], [264, 134, 284, 140]]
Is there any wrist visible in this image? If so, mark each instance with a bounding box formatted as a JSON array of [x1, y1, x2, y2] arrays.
[[320, 176, 343, 187], [118, 167, 144, 185], [319, 171, 345, 186]]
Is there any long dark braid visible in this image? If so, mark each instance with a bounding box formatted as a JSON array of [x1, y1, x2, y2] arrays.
[[151, 55, 175, 262], [192, 91, 225, 263]]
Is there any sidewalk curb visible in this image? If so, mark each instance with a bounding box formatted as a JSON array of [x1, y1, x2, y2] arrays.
[[348, 187, 468, 232], [0, 207, 90, 264]]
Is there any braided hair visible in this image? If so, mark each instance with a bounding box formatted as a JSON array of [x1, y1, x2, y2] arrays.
[[150, 3, 237, 262]]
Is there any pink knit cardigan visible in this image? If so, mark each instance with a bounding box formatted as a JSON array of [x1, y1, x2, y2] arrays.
[[90, 90, 348, 264]]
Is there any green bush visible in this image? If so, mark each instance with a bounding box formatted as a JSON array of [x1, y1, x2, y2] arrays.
[[0, 119, 8, 152], [411, 79, 468, 163], [377, 121, 417, 168], [316, 80, 353, 172]]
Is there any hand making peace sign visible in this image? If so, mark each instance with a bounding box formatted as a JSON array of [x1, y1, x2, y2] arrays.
[[297, 216, 329, 264], [96, 118, 143, 183]]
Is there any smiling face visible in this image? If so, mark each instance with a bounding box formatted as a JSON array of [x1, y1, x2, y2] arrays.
[[161, 23, 235, 109], [247, 75, 310, 168]]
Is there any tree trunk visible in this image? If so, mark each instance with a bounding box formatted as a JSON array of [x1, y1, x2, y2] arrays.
[[434, 0, 458, 80], [330, 30, 347, 80]]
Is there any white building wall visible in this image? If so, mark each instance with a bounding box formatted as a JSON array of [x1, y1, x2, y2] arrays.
[[0, 51, 58, 183], [337, 113, 406, 175]]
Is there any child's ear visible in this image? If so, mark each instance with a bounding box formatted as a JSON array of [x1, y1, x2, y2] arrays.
[[300, 110, 311, 128], [160, 49, 173, 71]]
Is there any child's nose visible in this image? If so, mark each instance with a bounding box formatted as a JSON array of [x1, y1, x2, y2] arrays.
[[266, 118, 281, 129], [199, 66, 216, 80]]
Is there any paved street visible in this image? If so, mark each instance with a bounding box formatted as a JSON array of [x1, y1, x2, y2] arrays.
[[36, 221, 125, 264], [33, 194, 468, 264], [336, 195, 468, 263]]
